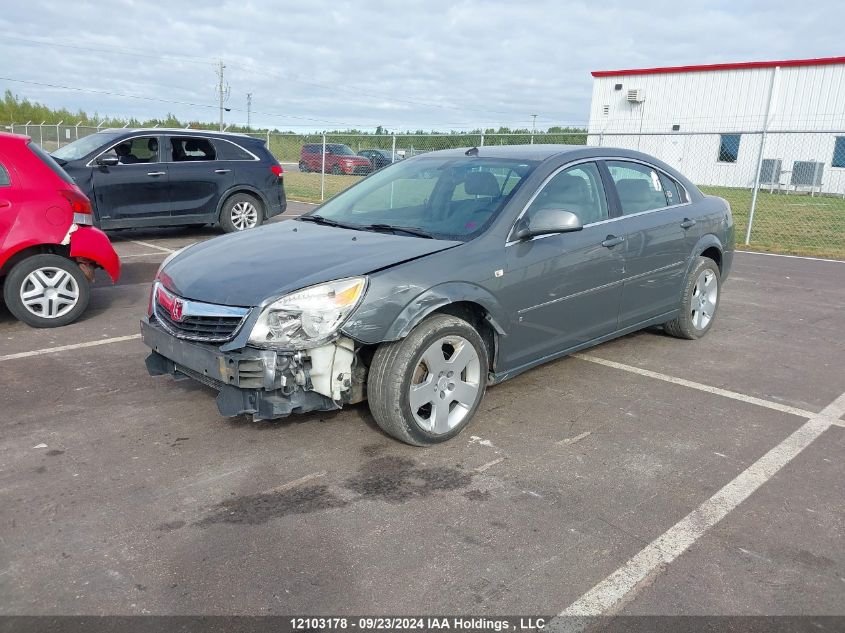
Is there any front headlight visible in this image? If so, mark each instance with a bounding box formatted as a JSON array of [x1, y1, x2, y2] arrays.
[[248, 277, 366, 349]]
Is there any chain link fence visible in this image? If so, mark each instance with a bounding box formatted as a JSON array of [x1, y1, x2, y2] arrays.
[[4, 123, 843, 259]]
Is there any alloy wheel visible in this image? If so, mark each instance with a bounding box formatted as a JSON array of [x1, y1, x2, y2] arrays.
[[230, 201, 258, 230], [690, 269, 717, 329], [409, 335, 482, 434]]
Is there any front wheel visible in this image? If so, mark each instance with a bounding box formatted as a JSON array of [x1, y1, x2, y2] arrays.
[[220, 193, 264, 233], [664, 256, 721, 339], [368, 314, 488, 446], [3, 254, 91, 328]]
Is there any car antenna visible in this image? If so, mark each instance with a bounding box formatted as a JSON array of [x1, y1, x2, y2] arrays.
[[465, 147, 479, 156]]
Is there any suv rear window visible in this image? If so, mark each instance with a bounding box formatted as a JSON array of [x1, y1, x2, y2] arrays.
[[29, 142, 75, 185]]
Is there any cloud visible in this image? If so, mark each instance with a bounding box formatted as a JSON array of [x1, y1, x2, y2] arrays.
[[0, 0, 839, 131]]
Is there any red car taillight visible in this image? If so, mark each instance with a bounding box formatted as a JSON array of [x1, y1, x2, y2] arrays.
[[270, 164, 284, 177], [60, 189, 92, 214]]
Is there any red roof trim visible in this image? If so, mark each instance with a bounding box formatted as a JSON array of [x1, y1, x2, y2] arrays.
[[591, 56, 845, 77]]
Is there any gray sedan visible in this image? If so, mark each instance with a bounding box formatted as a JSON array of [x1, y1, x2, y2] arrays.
[[142, 145, 734, 445]]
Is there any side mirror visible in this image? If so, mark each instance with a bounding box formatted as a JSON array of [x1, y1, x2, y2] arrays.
[[513, 208, 583, 241], [96, 155, 120, 167]]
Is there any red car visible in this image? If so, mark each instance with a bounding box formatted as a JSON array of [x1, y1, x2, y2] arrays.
[[299, 143, 372, 175], [0, 132, 120, 327]]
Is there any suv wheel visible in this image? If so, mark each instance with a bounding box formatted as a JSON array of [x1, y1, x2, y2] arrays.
[[664, 256, 721, 339], [3, 254, 90, 328], [368, 314, 488, 446], [220, 193, 264, 233], [298, 161, 309, 173], [331, 164, 343, 175]]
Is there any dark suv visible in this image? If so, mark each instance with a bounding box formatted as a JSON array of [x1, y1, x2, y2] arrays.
[[51, 129, 286, 232]]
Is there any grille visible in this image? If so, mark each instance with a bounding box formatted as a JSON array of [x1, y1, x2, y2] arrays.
[[153, 285, 248, 343]]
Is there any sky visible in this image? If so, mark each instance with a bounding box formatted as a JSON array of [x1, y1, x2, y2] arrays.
[[0, 0, 842, 132]]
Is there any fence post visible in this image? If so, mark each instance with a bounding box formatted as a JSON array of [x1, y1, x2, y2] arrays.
[[746, 66, 779, 245], [480, 133, 484, 147], [56, 121, 63, 148], [266, 130, 270, 146], [320, 133, 327, 202], [391, 134, 396, 161]]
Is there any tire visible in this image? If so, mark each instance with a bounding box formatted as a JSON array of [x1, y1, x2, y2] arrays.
[[298, 161, 309, 173], [219, 193, 264, 233], [368, 314, 489, 446], [331, 164, 343, 175], [3, 254, 90, 328], [664, 256, 721, 340]]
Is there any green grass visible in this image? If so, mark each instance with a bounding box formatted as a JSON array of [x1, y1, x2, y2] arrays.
[[700, 186, 845, 259], [283, 172, 363, 203]]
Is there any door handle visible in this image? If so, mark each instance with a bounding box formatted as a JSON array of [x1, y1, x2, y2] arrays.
[[147, 171, 166, 177], [680, 218, 697, 229], [0, 199, 11, 209], [214, 168, 232, 174], [601, 235, 625, 248]]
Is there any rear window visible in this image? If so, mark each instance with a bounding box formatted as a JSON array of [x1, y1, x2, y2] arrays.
[[29, 142, 75, 185]]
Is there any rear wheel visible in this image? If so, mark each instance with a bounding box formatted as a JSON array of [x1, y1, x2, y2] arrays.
[[298, 161, 309, 173], [220, 193, 264, 233], [3, 254, 90, 328], [664, 256, 721, 339], [331, 164, 343, 175], [368, 314, 488, 446]]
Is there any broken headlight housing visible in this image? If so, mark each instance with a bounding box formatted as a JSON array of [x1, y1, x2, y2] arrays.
[[248, 277, 367, 349]]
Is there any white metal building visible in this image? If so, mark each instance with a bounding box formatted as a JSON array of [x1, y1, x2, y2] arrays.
[[586, 56, 845, 194]]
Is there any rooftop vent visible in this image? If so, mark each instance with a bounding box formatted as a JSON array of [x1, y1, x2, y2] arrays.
[[627, 89, 645, 103]]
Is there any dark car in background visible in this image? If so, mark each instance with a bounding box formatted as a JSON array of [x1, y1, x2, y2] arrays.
[[357, 148, 400, 171], [51, 129, 286, 232], [299, 143, 371, 175], [142, 145, 734, 446]]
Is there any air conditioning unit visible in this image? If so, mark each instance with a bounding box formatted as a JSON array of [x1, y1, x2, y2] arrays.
[[627, 89, 645, 103]]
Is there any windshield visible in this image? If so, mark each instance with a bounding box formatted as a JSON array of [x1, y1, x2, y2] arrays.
[[329, 144, 356, 156], [303, 156, 536, 240], [52, 131, 123, 161]]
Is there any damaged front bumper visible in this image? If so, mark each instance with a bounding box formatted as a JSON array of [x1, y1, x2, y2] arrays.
[[140, 317, 363, 419]]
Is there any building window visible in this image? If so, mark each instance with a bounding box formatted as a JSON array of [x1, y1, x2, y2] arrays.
[[672, 124, 680, 131], [614, 83, 623, 91], [718, 134, 741, 163], [833, 137, 845, 168]]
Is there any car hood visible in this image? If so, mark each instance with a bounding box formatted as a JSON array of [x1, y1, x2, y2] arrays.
[[159, 221, 461, 306]]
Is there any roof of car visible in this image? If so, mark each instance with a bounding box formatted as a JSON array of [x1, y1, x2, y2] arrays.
[[422, 144, 590, 161], [102, 128, 259, 140]]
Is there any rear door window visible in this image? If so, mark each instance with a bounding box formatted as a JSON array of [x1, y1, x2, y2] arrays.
[[606, 160, 669, 215], [0, 163, 10, 187], [170, 137, 216, 162], [657, 172, 684, 206]]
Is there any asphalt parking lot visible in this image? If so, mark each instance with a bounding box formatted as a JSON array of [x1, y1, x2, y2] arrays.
[[1, 204, 843, 620]]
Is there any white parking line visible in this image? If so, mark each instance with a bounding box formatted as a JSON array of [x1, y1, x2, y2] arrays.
[[556, 390, 845, 621], [127, 239, 176, 254], [573, 353, 816, 419], [0, 334, 141, 362], [736, 250, 845, 264]]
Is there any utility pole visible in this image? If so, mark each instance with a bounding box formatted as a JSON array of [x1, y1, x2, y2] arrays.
[[530, 114, 538, 144], [246, 93, 252, 131], [216, 60, 230, 131]]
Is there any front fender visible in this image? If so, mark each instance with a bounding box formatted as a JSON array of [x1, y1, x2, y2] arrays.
[[69, 227, 121, 282], [345, 281, 508, 345]]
